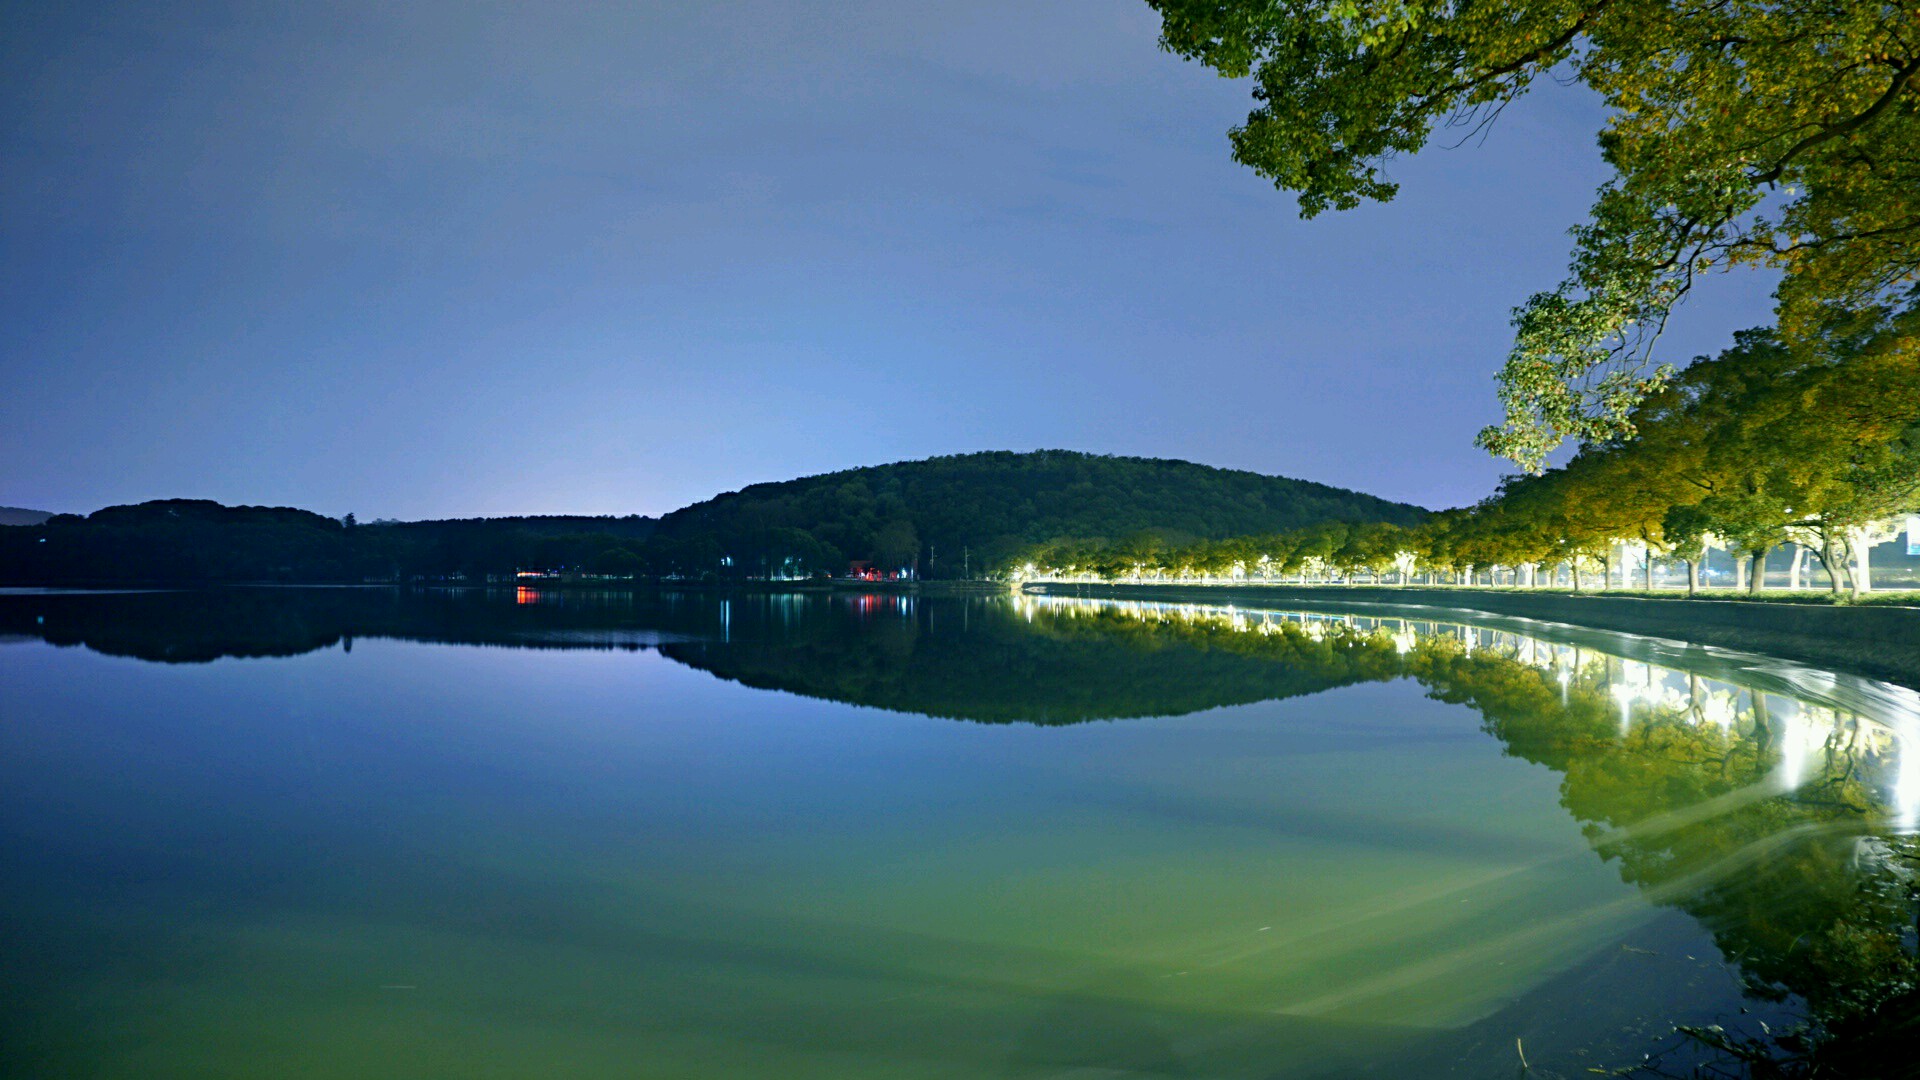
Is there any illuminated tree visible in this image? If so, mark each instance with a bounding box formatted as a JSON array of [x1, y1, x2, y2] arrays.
[[1149, 0, 1920, 467]]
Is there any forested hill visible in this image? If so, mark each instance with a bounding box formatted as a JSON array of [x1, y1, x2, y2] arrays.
[[0, 453, 1423, 583], [652, 451, 1427, 577], [0, 501, 657, 585]]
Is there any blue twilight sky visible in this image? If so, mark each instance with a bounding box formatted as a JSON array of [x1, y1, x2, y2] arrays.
[[1, 1, 1777, 519]]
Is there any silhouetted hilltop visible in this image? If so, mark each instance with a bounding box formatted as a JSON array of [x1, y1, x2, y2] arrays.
[[0, 451, 1424, 583], [0, 506, 56, 526], [0, 500, 655, 584], [3, 500, 357, 583], [653, 450, 1428, 577], [380, 514, 654, 539]]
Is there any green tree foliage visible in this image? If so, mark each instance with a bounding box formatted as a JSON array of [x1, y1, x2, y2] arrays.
[[1014, 313, 1916, 596], [588, 547, 645, 577], [1149, 0, 1920, 467]]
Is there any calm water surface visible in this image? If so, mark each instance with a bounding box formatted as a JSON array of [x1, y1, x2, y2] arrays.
[[2, 588, 1916, 1078]]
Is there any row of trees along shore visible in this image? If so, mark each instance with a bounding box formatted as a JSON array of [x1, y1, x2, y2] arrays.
[[1009, 306, 1919, 598], [1128, 0, 1920, 606]]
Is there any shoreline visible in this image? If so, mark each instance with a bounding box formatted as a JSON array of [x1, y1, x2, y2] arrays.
[[12, 577, 1919, 689], [1023, 581, 1920, 692]]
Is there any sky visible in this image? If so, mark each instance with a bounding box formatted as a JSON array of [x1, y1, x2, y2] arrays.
[[1, 0, 1779, 519]]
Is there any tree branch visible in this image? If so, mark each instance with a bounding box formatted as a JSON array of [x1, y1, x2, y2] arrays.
[[1749, 57, 1920, 184]]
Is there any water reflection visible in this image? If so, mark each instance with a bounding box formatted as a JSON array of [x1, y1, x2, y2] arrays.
[[1003, 595, 1920, 833], [3, 587, 1916, 1074], [1012, 594, 1920, 1073]]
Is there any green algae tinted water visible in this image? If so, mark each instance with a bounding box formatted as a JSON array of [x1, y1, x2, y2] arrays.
[[2, 588, 1915, 1078]]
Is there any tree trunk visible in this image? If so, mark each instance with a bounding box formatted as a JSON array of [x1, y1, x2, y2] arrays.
[[1821, 535, 1848, 595], [1789, 544, 1806, 590], [1644, 547, 1656, 591], [1571, 562, 1582, 593], [1734, 554, 1748, 592], [1685, 558, 1699, 596], [1748, 546, 1770, 595], [1849, 529, 1872, 596]]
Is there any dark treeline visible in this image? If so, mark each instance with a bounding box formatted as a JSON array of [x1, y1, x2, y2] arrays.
[[0, 500, 657, 585], [372, 512, 656, 579], [0, 451, 1426, 585]]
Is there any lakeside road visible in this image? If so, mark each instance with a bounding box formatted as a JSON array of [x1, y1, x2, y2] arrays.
[[1023, 582, 1920, 692]]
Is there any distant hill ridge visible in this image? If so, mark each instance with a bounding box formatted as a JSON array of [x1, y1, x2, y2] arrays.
[[0, 506, 55, 527], [654, 449, 1427, 575], [0, 451, 1424, 582]]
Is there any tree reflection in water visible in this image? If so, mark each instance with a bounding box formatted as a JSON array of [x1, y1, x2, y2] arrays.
[[3, 587, 1915, 1075], [1005, 596, 1920, 1078]]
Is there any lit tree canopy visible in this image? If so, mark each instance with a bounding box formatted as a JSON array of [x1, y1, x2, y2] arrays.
[[1149, 0, 1920, 468], [1001, 307, 1916, 595]]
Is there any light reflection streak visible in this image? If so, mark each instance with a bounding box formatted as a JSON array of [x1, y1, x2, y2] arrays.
[[1019, 592, 1920, 833]]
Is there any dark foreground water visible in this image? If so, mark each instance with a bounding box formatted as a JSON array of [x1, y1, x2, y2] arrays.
[[2, 588, 1916, 1078]]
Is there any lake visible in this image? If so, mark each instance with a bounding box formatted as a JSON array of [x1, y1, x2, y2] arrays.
[[2, 587, 1916, 1078]]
